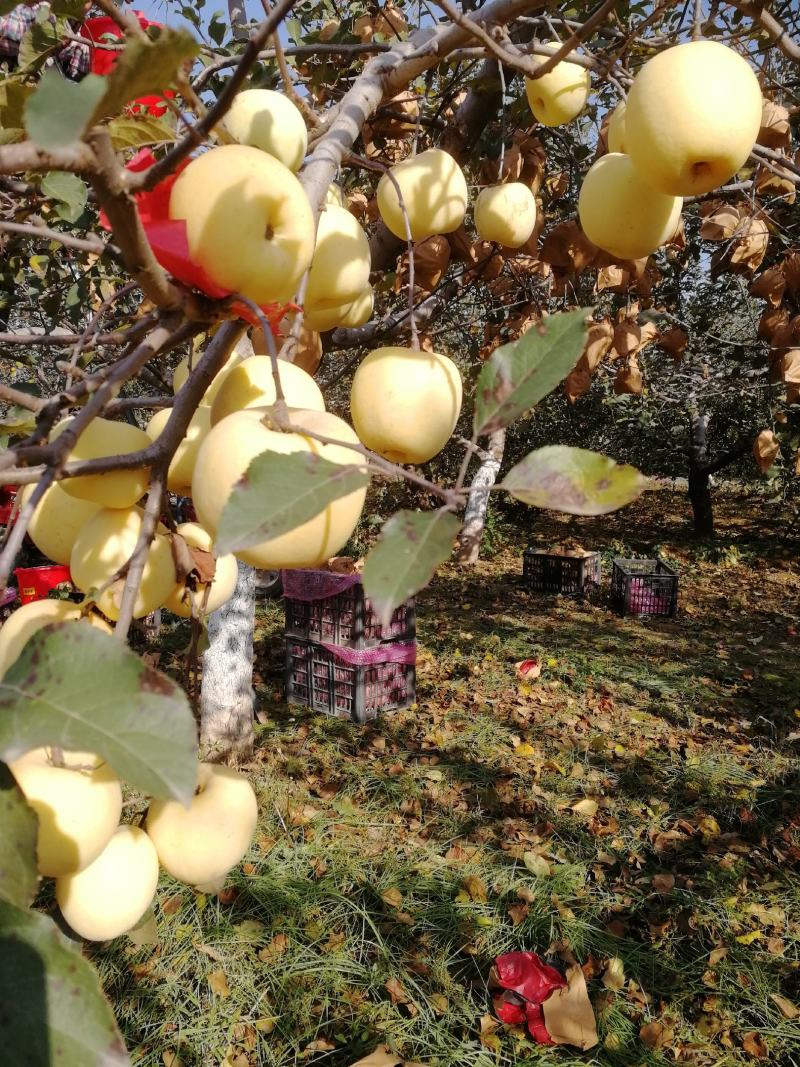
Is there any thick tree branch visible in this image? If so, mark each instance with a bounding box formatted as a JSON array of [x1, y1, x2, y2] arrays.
[[0, 141, 96, 177], [731, 1, 800, 62], [300, 0, 547, 221]]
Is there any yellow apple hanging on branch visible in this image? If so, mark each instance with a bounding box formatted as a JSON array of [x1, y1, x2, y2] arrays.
[[172, 343, 243, 405], [624, 40, 763, 196], [145, 405, 211, 494], [169, 144, 316, 304], [52, 416, 150, 510], [606, 101, 627, 153], [210, 356, 325, 426], [191, 407, 367, 569], [305, 204, 371, 309], [9, 746, 122, 877], [578, 153, 683, 260], [20, 482, 101, 566], [474, 183, 538, 248], [56, 825, 159, 941], [163, 522, 238, 618], [222, 88, 308, 172], [525, 46, 590, 126], [146, 763, 258, 891], [350, 346, 462, 464], [377, 148, 468, 241], [70, 507, 178, 620]]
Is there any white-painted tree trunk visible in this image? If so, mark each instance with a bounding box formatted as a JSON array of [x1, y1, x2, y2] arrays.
[[200, 561, 256, 760], [456, 428, 506, 565]]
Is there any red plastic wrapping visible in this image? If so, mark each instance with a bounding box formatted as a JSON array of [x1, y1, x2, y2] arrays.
[[99, 149, 289, 329], [493, 951, 567, 1046], [81, 13, 175, 116]]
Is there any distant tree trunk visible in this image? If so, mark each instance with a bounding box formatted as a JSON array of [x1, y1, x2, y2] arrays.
[[688, 411, 715, 538], [456, 428, 505, 564], [200, 561, 256, 761]]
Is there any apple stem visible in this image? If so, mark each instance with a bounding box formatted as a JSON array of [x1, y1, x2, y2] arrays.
[[233, 294, 289, 412], [48, 746, 65, 768]]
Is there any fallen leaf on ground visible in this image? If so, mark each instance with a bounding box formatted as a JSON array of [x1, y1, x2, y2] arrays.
[[542, 961, 599, 1050], [208, 969, 230, 998], [602, 957, 625, 991], [742, 1032, 769, 1058], [571, 798, 599, 817], [770, 993, 799, 1020]]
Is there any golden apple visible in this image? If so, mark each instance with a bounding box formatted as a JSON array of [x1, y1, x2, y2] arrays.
[[210, 356, 325, 426], [222, 88, 308, 172], [350, 346, 462, 464], [0, 602, 111, 679], [9, 747, 121, 877], [163, 522, 238, 618], [191, 407, 367, 569], [474, 183, 538, 248], [625, 40, 762, 196], [70, 507, 178, 621], [377, 149, 468, 241], [52, 416, 150, 510], [607, 101, 626, 153], [305, 205, 371, 309], [525, 46, 590, 126], [145, 405, 211, 494], [56, 825, 159, 941], [169, 144, 316, 304], [172, 345, 242, 404], [578, 153, 683, 260], [146, 763, 258, 891], [20, 482, 101, 565], [305, 287, 373, 332]]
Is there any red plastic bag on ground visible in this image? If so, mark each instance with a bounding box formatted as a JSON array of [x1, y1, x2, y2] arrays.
[[492, 951, 567, 1045]]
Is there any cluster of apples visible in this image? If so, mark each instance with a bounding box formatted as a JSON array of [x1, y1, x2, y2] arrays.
[[573, 40, 763, 260], [8, 748, 257, 941]]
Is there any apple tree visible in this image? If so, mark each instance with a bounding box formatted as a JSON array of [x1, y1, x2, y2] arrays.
[[0, 0, 798, 1061]]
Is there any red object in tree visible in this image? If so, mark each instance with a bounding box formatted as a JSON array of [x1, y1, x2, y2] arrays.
[[0, 485, 18, 526], [493, 951, 567, 1046], [14, 565, 73, 605], [81, 13, 175, 116], [99, 149, 290, 331]]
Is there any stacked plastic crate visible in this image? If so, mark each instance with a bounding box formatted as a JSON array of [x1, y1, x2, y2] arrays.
[[283, 569, 416, 724]]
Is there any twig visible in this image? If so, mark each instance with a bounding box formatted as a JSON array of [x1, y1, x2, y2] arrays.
[[260, 0, 322, 127], [0, 220, 108, 256], [232, 296, 287, 418], [93, 0, 147, 39], [114, 469, 165, 641], [692, 0, 704, 40], [66, 280, 137, 388], [729, 1, 800, 63], [0, 384, 44, 412]]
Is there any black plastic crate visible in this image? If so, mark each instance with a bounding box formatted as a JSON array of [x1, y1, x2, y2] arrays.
[[284, 572, 415, 648], [285, 637, 416, 723], [523, 548, 601, 596], [611, 558, 678, 618]]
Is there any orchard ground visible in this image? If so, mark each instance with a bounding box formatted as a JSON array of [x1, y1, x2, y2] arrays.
[[92, 487, 799, 1067]]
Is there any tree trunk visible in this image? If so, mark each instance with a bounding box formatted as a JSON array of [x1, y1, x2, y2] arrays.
[[456, 428, 506, 564], [200, 561, 256, 761], [688, 411, 714, 538]]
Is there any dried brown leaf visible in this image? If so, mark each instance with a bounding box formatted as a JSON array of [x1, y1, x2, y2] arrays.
[[753, 429, 780, 473]]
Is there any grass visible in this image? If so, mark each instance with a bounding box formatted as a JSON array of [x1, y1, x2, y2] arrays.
[[86, 488, 800, 1067]]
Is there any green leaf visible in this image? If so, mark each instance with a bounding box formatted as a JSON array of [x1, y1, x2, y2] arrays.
[[41, 172, 88, 224], [0, 762, 38, 908], [108, 114, 177, 151], [91, 27, 199, 124], [24, 69, 107, 150], [501, 446, 648, 515], [0, 900, 130, 1066], [362, 509, 461, 627], [0, 623, 197, 804], [217, 450, 369, 556], [0, 408, 38, 436], [473, 309, 589, 436]]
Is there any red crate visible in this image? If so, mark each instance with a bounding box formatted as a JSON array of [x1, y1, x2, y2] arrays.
[[285, 637, 416, 724], [283, 570, 415, 649], [14, 565, 73, 605]]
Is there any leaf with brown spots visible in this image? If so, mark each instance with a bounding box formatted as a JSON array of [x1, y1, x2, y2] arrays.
[[0, 623, 197, 803], [503, 446, 646, 516], [742, 1032, 769, 1058]]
